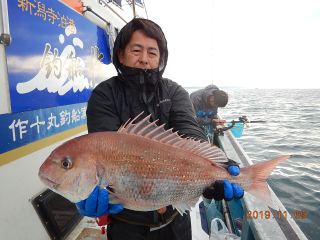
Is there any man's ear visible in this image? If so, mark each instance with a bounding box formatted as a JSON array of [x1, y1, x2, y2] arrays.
[[117, 49, 124, 64]]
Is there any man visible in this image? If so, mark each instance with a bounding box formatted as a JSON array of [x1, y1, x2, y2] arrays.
[[190, 85, 228, 126], [76, 18, 243, 240]]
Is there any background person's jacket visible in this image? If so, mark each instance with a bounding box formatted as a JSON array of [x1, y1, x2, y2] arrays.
[[86, 19, 206, 234], [190, 85, 220, 126]]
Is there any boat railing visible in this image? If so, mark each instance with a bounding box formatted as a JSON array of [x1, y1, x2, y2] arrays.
[[215, 122, 308, 240]]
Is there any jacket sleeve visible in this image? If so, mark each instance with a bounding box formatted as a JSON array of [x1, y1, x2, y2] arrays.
[[190, 91, 213, 126], [167, 81, 207, 142], [86, 81, 120, 133], [197, 117, 213, 126]]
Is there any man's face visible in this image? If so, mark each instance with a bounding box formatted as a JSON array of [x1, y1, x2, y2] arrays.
[[117, 30, 160, 69], [209, 96, 218, 107]]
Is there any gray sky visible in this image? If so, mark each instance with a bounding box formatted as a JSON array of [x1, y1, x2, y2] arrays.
[[144, 0, 320, 88]]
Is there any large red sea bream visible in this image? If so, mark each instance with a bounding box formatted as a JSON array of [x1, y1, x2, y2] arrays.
[[39, 113, 290, 214]]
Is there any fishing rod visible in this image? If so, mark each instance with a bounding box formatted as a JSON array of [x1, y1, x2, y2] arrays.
[[221, 116, 320, 124], [212, 115, 320, 137]]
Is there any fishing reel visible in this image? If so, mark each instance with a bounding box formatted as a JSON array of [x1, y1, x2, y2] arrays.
[[212, 120, 236, 136], [212, 116, 248, 136], [238, 116, 250, 128], [238, 116, 248, 123]]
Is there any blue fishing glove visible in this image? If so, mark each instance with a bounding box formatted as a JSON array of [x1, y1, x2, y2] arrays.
[[202, 159, 244, 201], [76, 186, 123, 217], [227, 159, 240, 176], [223, 180, 244, 200]]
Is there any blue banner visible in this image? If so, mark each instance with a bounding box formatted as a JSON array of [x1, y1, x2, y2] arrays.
[[0, 103, 87, 155], [6, 0, 115, 113]]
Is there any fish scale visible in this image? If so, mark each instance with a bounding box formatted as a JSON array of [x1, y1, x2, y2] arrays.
[[39, 113, 290, 214], [106, 133, 212, 208]]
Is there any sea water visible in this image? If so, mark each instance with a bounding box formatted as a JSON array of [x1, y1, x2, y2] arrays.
[[188, 88, 320, 240]]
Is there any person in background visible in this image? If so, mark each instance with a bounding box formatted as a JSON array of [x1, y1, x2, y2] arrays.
[[190, 85, 228, 127], [76, 18, 243, 240]]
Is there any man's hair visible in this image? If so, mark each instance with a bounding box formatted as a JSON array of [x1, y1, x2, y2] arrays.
[[119, 18, 167, 68], [212, 90, 228, 107]]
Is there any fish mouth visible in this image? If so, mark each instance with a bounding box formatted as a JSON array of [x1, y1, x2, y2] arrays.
[[39, 173, 60, 189]]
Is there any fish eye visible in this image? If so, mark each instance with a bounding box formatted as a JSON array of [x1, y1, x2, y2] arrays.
[[61, 157, 73, 169]]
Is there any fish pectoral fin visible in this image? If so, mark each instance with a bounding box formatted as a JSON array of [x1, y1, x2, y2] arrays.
[[172, 197, 200, 216]]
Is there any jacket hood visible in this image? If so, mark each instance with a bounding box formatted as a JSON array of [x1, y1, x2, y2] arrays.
[[203, 84, 219, 107], [112, 19, 168, 80]]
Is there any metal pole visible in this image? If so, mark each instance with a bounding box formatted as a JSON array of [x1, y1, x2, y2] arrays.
[[0, 0, 11, 45], [99, 0, 127, 23], [84, 6, 110, 25], [222, 200, 235, 234], [132, 0, 136, 18]]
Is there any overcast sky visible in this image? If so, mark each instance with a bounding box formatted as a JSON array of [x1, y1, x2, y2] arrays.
[[144, 0, 320, 89]]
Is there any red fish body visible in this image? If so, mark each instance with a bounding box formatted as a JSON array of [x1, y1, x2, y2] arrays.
[[39, 113, 290, 214]]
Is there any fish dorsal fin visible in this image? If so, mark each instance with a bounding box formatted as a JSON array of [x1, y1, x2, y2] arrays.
[[118, 112, 228, 163]]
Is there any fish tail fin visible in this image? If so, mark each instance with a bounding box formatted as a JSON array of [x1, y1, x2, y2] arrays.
[[242, 155, 291, 209]]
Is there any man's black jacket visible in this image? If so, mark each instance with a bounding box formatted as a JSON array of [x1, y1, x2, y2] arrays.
[[86, 20, 206, 226], [190, 84, 220, 126]]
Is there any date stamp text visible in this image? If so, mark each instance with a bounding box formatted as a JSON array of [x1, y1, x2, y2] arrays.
[[247, 211, 306, 219]]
